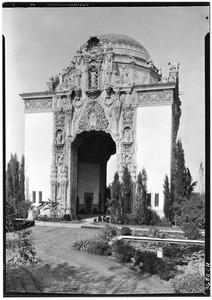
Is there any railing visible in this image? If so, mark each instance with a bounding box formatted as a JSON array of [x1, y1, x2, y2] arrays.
[[113, 235, 205, 245]]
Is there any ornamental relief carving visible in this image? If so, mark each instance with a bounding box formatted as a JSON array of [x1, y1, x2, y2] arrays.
[[55, 110, 66, 128], [113, 48, 149, 61], [113, 94, 122, 121], [120, 141, 135, 169], [133, 70, 149, 85], [78, 101, 109, 132], [137, 90, 173, 105], [25, 99, 53, 111], [56, 70, 77, 91], [112, 64, 133, 86], [122, 107, 134, 127], [54, 96, 73, 110], [83, 43, 103, 65]]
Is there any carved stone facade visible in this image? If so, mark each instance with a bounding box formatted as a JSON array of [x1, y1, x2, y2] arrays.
[[21, 34, 181, 218]]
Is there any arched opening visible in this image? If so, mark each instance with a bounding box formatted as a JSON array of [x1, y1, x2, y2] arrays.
[[72, 130, 116, 215]]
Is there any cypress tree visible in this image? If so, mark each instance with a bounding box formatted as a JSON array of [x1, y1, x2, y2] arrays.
[[122, 166, 133, 213], [6, 161, 16, 229], [163, 175, 171, 220], [6, 160, 14, 200], [107, 172, 122, 217], [6, 153, 28, 220], [171, 139, 197, 224], [134, 168, 149, 224], [19, 155, 25, 202], [10, 154, 20, 202], [199, 162, 205, 195]]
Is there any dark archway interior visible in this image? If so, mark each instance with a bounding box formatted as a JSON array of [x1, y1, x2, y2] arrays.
[[78, 131, 116, 164], [73, 131, 116, 214]]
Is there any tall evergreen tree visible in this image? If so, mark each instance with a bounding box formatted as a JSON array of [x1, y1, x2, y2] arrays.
[[6, 153, 28, 220], [122, 166, 133, 213], [184, 168, 197, 198], [134, 168, 149, 224], [199, 162, 205, 195], [19, 155, 25, 202], [6, 161, 14, 200], [6, 161, 16, 229], [163, 175, 171, 220], [10, 154, 20, 202], [171, 139, 197, 223], [106, 172, 122, 217]]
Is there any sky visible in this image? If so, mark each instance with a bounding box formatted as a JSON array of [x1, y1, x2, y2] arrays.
[[3, 5, 209, 190]]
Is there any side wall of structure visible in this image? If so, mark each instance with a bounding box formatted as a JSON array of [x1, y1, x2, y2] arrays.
[[77, 162, 100, 211], [136, 105, 172, 217], [25, 113, 53, 204]]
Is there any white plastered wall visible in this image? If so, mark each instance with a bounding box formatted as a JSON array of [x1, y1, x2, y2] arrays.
[[25, 112, 53, 204], [136, 105, 172, 217], [77, 162, 100, 206]]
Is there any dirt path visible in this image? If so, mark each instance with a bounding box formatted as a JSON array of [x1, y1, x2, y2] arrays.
[[29, 225, 174, 294]]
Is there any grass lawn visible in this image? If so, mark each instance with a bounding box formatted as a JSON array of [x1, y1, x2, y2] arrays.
[[5, 226, 174, 295]]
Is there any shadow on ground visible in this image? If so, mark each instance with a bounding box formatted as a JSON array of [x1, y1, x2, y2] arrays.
[[5, 261, 173, 295]]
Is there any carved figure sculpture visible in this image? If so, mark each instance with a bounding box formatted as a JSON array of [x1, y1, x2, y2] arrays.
[[90, 69, 98, 89], [124, 127, 131, 142], [56, 130, 64, 144], [89, 110, 97, 127]]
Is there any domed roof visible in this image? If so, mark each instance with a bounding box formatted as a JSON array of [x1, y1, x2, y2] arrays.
[[81, 34, 152, 62], [99, 34, 150, 57]]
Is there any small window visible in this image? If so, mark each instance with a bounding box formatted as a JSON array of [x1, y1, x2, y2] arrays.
[[155, 193, 159, 207], [32, 191, 36, 203], [39, 191, 42, 203], [147, 193, 151, 207]]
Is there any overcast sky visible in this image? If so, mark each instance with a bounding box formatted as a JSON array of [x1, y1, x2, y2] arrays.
[[3, 5, 209, 190]]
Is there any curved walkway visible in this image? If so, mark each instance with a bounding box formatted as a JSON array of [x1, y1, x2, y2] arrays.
[[31, 225, 174, 294]]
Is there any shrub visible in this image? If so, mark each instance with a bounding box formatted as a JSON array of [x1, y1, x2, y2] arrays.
[[86, 241, 112, 256], [112, 239, 135, 263], [6, 229, 41, 266], [72, 239, 93, 251], [149, 210, 161, 226], [148, 227, 167, 239], [79, 208, 86, 214], [127, 214, 139, 225], [160, 217, 171, 227], [182, 223, 202, 240], [133, 250, 175, 280], [48, 217, 63, 222], [98, 216, 102, 222], [36, 214, 48, 222], [134, 251, 162, 272], [118, 214, 130, 225], [63, 214, 71, 221], [99, 225, 118, 242], [179, 194, 205, 230], [120, 227, 132, 236], [12, 219, 35, 231], [106, 216, 110, 223], [171, 272, 205, 293]]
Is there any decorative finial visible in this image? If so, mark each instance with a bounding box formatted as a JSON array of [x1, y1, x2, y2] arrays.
[[49, 74, 54, 81]]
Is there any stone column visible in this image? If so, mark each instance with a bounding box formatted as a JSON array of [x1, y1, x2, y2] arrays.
[[100, 161, 107, 213], [70, 143, 78, 219]]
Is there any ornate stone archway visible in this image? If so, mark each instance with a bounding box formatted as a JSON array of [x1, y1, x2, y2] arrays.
[[21, 34, 180, 218]]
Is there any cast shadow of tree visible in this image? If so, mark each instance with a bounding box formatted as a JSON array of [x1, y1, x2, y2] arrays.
[[6, 261, 174, 295]]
